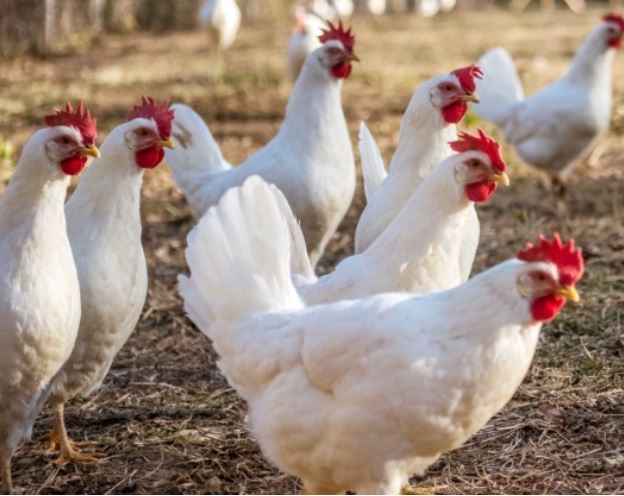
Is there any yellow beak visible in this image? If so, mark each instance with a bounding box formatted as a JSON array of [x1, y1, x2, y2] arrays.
[[80, 144, 100, 159], [461, 93, 480, 104], [348, 52, 360, 63], [155, 137, 175, 149], [556, 285, 580, 303], [491, 171, 511, 186]]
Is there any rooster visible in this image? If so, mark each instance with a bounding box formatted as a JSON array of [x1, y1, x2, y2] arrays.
[[181, 184, 583, 495], [166, 22, 358, 267], [0, 103, 99, 493], [287, 7, 325, 81], [40, 98, 175, 464], [198, 0, 241, 50], [355, 65, 482, 253], [474, 13, 624, 187]]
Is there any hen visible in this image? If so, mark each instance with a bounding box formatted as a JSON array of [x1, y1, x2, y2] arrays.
[[355, 65, 482, 253], [198, 0, 241, 50], [181, 186, 583, 495], [287, 7, 325, 81], [166, 22, 358, 267], [474, 13, 623, 185], [0, 103, 98, 493], [42, 98, 175, 464]]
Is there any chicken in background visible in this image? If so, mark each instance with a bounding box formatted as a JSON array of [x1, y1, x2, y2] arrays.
[[474, 13, 624, 191], [0, 104, 99, 493], [198, 0, 241, 50], [180, 181, 584, 495], [310, 0, 354, 19], [40, 98, 175, 464], [166, 22, 358, 268], [287, 6, 325, 81], [356, 65, 482, 253]]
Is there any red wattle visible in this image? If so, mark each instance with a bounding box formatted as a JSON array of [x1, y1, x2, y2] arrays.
[[60, 155, 88, 176], [331, 62, 352, 79], [465, 181, 496, 203], [608, 37, 622, 48], [531, 295, 566, 322], [135, 146, 164, 169], [441, 102, 468, 124]]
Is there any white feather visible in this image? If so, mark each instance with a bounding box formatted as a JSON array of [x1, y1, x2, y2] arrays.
[[358, 121, 387, 201]]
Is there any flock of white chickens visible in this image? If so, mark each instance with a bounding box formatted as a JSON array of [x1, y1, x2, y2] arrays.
[[0, 7, 622, 495]]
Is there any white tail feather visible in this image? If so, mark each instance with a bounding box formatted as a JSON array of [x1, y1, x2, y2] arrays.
[[359, 122, 387, 201], [474, 47, 524, 125], [179, 176, 304, 333], [165, 103, 230, 185]]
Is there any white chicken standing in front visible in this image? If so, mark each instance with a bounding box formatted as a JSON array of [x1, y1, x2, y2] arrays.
[[474, 13, 624, 186], [180, 184, 584, 495], [356, 65, 482, 253], [41, 98, 176, 464], [0, 103, 99, 493], [166, 22, 358, 268], [198, 0, 241, 50], [287, 7, 325, 81]]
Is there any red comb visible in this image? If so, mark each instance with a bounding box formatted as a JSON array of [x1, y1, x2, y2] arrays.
[[44, 102, 97, 145], [319, 21, 355, 53], [128, 97, 175, 138], [603, 13, 624, 31], [451, 65, 483, 93], [449, 129, 507, 172], [517, 234, 584, 286]]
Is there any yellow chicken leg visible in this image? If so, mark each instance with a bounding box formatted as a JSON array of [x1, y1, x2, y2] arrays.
[[46, 404, 104, 464], [402, 484, 441, 495], [1, 455, 11, 494]]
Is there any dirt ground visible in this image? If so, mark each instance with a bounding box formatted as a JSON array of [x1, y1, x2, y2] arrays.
[[0, 7, 623, 494]]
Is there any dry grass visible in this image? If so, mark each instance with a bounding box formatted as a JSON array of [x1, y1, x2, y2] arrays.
[[0, 7, 623, 494]]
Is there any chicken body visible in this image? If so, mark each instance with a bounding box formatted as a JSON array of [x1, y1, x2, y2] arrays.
[[0, 128, 82, 492], [180, 184, 562, 494], [474, 17, 621, 179], [355, 74, 459, 253], [166, 41, 356, 267], [301, 152, 484, 304], [198, 0, 241, 50]]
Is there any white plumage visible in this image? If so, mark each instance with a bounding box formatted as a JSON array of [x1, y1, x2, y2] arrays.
[[180, 181, 578, 494], [198, 0, 241, 50], [43, 116, 168, 462], [356, 72, 465, 253], [287, 8, 325, 81], [0, 125, 85, 492], [474, 16, 622, 180], [166, 38, 357, 268]]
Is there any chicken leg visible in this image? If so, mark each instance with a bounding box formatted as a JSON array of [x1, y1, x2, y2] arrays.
[[1, 455, 11, 494], [43, 403, 103, 464]]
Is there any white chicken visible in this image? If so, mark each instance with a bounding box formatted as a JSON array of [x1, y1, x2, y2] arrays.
[[287, 7, 325, 81], [474, 13, 624, 185], [198, 0, 241, 50], [166, 22, 358, 267], [0, 103, 99, 493], [40, 98, 175, 464], [180, 182, 584, 495], [355, 65, 482, 253]]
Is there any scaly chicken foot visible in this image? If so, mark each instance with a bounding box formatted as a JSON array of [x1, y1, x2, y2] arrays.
[[47, 404, 104, 464]]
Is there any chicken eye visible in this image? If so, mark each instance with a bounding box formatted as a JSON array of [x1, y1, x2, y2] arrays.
[[470, 160, 480, 167], [445, 84, 454, 91], [62, 137, 71, 144]]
